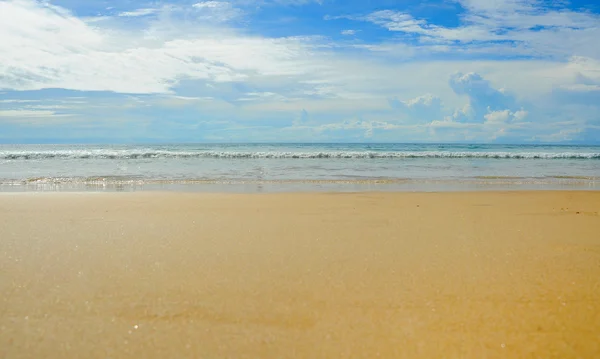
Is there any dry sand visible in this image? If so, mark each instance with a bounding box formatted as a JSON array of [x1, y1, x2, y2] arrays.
[[1, 191, 599, 358]]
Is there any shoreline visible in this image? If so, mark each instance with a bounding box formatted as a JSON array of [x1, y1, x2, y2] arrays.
[[1, 189, 600, 194], [1, 179, 599, 193], [2, 191, 600, 358]]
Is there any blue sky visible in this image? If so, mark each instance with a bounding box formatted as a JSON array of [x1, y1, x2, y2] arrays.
[[1, 0, 599, 143]]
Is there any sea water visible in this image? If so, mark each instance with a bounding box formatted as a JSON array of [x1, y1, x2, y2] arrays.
[[1, 143, 599, 192]]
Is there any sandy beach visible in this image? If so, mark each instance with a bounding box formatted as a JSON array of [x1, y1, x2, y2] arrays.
[[1, 191, 599, 358]]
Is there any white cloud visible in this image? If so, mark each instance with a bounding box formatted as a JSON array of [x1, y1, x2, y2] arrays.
[[549, 56, 600, 108], [1, 0, 594, 104], [238, 91, 288, 102], [1, 0, 598, 143], [316, 118, 410, 139], [0, 0, 329, 94], [442, 73, 533, 141], [193, 1, 226, 8], [191, 1, 242, 22], [341, 29, 358, 36], [0, 110, 72, 117], [532, 128, 583, 142], [484, 109, 512, 123], [118, 8, 158, 17], [389, 94, 443, 123], [366, 11, 428, 34], [0, 99, 40, 103], [268, 0, 324, 5], [561, 84, 600, 92], [567, 57, 600, 82], [404, 94, 441, 109], [448, 72, 517, 122], [336, 2, 600, 59], [447, 103, 476, 122], [513, 109, 528, 122], [168, 95, 214, 101]]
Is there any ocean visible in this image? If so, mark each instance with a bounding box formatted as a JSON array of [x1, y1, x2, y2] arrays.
[[1, 143, 599, 192]]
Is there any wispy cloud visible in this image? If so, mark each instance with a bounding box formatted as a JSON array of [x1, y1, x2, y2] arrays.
[[1, 0, 599, 143], [0, 99, 41, 103], [0, 110, 74, 119], [0, 0, 327, 94], [192, 1, 243, 22], [331, 0, 600, 59], [341, 29, 359, 35], [193, 1, 227, 9], [118, 8, 158, 17]]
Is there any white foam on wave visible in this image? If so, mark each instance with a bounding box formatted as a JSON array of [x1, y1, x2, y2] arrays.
[[1, 176, 598, 188], [1, 150, 600, 160]]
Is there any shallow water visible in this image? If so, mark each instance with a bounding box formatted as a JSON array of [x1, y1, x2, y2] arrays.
[[1, 143, 599, 191]]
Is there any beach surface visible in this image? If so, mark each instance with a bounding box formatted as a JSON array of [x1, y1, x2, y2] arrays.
[[1, 191, 599, 358]]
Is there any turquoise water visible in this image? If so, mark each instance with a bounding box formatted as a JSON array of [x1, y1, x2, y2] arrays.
[[1, 143, 599, 191]]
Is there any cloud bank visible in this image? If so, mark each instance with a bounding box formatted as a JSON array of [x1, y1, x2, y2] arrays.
[[0, 0, 599, 143]]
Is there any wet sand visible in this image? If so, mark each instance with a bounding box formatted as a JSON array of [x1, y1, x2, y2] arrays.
[[1, 191, 600, 358]]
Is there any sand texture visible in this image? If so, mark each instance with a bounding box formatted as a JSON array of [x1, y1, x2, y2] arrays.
[[1, 191, 600, 358]]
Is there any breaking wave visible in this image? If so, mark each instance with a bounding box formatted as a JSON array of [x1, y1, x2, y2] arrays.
[[2, 150, 600, 160]]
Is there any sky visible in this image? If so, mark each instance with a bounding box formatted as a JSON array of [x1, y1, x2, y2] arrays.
[[1, 0, 599, 144]]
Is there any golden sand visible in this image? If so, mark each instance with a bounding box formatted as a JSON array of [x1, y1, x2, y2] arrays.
[[1, 191, 599, 358]]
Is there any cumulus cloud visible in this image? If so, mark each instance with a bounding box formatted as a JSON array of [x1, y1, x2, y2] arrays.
[[550, 56, 600, 107], [1, 0, 598, 143], [428, 72, 534, 141], [404, 94, 441, 109], [484, 109, 511, 124], [448, 72, 517, 123], [484, 109, 527, 124], [512, 109, 528, 122], [389, 94, 443, 123]]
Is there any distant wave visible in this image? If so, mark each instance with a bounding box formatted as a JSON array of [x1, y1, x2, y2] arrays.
[[1, 150, 600, 160], [5, 177, 409, 185]]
